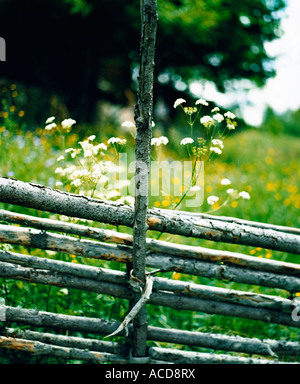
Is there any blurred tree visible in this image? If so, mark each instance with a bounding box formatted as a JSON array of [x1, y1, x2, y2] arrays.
[[0, 0, 286, 122], [261, 106, 300, 136]]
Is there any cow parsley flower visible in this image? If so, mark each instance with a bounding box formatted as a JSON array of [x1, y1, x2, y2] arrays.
[[45, 116, 55, 124], [212, 139, 224, 148], [173, 98, 186, 108], [45, 123, 57, 131], [108, 137, 127, 145], [239, 191, 250, 200], [227, 123, 236, 130], [180, 137, 194, 145], [224, 111, 236, 119], [195, 98, 209, 106], [221, 178, 231, 185], [122, 121, 135, 128], [200, 115, 215, 128], [190, 185, 201, 192], [209, 146, 222, 155], [61, 118, 76, 131], [213, 113, 224, 123], [207, 195, 219, 205], [151, 136, 169, 146]]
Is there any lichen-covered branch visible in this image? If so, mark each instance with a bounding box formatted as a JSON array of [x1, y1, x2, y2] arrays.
[[0, 177, 299, 254], [132, 0, 158, 357]]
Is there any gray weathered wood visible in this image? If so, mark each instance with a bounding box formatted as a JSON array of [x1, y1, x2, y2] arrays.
[[148, 347, 289, 364], [0, 177, 299, 254], [4, 305, 300, 356], [0, 250, 293, 312], [3, 327, 129, 355], [131, 0, 158, 357], [1, 209, 299, 277], [1, 225, 300, 291], [1, 262, 299, 328], [0, 335, 142, 364]]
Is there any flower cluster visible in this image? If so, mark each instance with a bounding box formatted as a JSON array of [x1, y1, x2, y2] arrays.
[[151, 136, 169, 146], [45, 117, 76, 133]]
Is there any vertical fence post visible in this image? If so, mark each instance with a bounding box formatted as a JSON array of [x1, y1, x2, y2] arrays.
[[132, 0, 158, 357]]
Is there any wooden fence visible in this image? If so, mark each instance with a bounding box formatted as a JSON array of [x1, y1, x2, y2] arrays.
[[0, 177, 300, 364]]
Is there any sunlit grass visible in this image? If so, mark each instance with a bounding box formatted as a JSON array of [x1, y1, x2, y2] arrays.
[[0, 95, 300, 361]]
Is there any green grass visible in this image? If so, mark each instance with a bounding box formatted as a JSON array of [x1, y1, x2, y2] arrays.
[[0, 112, 300, 363]]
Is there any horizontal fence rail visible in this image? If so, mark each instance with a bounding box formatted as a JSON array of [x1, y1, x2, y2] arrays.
[[1, 177, 300, 364], [0, 178, 299, 254], [1, 306, 299, 363]]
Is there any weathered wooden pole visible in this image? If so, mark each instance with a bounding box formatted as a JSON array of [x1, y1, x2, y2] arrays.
[[132, 0, 158, 357]]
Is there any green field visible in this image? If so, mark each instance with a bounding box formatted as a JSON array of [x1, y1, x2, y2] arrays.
[[0, 87, 300, 363]]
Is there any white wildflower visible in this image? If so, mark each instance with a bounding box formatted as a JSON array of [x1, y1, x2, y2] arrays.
[[151, 136, 169, 146], [45, 116, 55, 124], [87, 135, 96, 141], [207, 195, 219, 205], [227, 189, 239, 198], [212, 139, 224, 148], [122, 121, 135, 128], [200, 115, 215, 128], [108, 137, 127, 145], [55, 167, 65, 175], [65, 148, 82, 158], [55, 181, 63, 187], [211, 107, 220, 113], [94, 143, 107, 152], [227, 123, 236, 130], [91, 169, 102, 180], [213, 113, 224, 123], [45, 123, 57, 131], [224, 111, 236, 119], [239, 191, 250, 200], [190, 185, 201, 192], [173, 98, 186, 108], [221, 178, 231, 185], [57, 155, 65, 162], [209, 147, 222, 155], [61, 118, 76, 131], [70, 169, 89, 179], [71, 179, 82, 188], [64, 165, 77, 174], [180, 137, 194, 145], [195, 98, 209, 106]]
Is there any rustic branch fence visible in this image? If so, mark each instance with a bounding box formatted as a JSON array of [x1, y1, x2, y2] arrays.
[[1, 0, 300, 365], [0, 177, 300, 363]]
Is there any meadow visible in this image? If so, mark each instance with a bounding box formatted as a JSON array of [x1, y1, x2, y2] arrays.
[[0, 83, 300, 362]]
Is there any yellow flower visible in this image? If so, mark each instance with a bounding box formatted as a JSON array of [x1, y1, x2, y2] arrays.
[[173, 272, 181, 280]]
